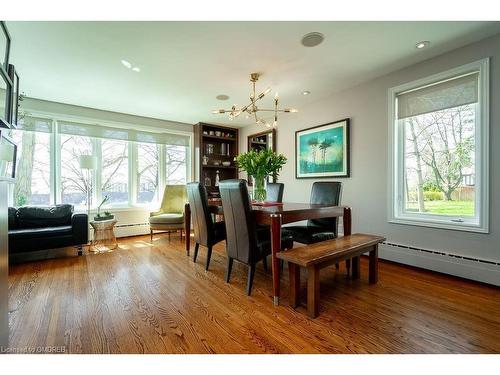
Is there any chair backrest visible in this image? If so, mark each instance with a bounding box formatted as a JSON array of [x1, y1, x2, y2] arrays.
[[308, 182, 342, 233], [219, 179, 258, 264], [160, 185, 187, 214], [266, 182, 284, 203], [187, 182, 215, 246]]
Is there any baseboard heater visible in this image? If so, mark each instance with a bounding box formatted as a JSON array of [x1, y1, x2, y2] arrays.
[[382, 241, 500, 266]]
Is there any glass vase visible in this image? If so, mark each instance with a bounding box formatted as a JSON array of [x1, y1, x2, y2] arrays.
[[251, 175, 267, 203]]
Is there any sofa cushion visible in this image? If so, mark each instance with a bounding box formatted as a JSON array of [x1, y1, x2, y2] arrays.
[[9, 225, 73, 240], [149, 213, 184, 225], [17, 204, 73, 228], [8, 207, 18, 229]]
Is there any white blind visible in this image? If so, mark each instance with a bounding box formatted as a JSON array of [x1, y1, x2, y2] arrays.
[[397, 72, 479, 120], [16, 117, 53, 133], [58, 120, 190, 146]]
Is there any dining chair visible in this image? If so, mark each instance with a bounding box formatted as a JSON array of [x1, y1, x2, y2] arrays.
[[266, 182, 284, 203], [149, 185, 187, 241], [219, 179, 294, 296], [283, 182, 342, 244], [187, 182, 226, 270]]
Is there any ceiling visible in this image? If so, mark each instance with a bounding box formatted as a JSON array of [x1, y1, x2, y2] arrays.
[[7, 21, 500, 127]]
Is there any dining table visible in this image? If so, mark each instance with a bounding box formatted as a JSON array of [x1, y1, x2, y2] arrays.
[[184, 200, 352, 306]]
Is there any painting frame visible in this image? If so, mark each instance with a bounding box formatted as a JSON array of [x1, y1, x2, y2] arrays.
[[295, 118, 350, 179]]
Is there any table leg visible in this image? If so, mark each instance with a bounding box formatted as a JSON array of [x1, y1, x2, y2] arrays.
[[288, 263, 300, 308], [307, 265, 320, 318], [270, 213, 282, 306], [352, 256, 360, 279], [184, 203, 191, 256], [369, 244, 379, 284]]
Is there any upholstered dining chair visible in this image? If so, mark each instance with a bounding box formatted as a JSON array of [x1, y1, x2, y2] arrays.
[[219, 179, 294, 296], [186, 182, 226, 271], [283, 182, 342, 244], [266, 182, 284, 203], [149, 185, 187, 241]]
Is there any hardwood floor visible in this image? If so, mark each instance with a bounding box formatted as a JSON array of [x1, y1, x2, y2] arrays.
[[7, 235, 500, 353]]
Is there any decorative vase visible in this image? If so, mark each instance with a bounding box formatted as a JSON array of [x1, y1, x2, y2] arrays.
[[251, 175, 267, 202]]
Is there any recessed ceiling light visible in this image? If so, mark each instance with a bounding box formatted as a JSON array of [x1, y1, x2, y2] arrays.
[[132, 67, 140, 72], [121, 59, 132, 69], [216, 94, 230, 101], [302, 90, 311, 96], [416, 41, 430, 49], [301, 32, 324, 47]]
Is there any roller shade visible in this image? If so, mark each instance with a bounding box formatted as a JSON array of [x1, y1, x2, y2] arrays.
[[58, 120, 190, 146], [397, 72, 479, 120], [17, 117, 53, 133]]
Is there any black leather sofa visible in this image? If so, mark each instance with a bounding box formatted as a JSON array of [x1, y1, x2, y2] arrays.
[[8, 204, 88, 256]]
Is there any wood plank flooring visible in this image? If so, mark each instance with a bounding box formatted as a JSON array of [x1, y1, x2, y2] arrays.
[[7, 235, 500, 353]]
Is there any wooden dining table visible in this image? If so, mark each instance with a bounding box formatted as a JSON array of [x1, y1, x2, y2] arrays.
[[184, 200, 352, 306]]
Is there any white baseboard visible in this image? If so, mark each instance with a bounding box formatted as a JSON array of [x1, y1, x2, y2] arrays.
[[379, 243, 500, 286]]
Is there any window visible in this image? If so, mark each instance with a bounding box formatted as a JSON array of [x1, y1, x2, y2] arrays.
[[389, 59, 489, 232], [136, 143, 160, 204], [165, 145, 188, 185], [10, 116, 191, 209], [60, 134, 94, 209], [11, 118, 53, 206], [101, 139, 129, 205]]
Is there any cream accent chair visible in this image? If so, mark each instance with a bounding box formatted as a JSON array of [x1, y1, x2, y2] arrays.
[[149, 185, 187, 241]]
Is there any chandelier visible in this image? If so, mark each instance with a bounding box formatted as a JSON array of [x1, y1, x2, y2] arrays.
[[212, 73, 298, 128]]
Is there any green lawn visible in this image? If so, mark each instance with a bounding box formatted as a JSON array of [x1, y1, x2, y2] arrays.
[[406, 200, 474, 216]]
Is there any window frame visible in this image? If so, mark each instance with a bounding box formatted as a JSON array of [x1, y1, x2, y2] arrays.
[[387, 58, 489, 233], [11, 113, 192, 210]]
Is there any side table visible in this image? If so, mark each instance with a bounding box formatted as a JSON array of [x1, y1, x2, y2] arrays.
[[90, 219, 118, 252]]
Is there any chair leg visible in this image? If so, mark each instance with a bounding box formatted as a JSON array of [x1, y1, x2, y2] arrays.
[[225, 257, 234, 283], [246, 264, 256, 296], [193, 243, 200, 263], [262, 255, 268, 271], [168, 231, 171, 241], [150, 230, 153, 242], [205, 246, 213, 271], [180, 229, 183, 240], [76, 245, 83, 256], [335, 263, 340, 270], [346, 258, 351, 277]]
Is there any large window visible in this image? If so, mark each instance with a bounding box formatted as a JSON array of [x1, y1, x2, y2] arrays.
[[11, 118, 52, 206], [60, 134, 93, 209], [101, 139, 129, 205], [165, 145, 188, 185], [136, 143, 160, 204], [389, 59, 489, 232], [10, 116, 191, 210]]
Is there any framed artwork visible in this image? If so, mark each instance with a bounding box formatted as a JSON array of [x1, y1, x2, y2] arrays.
[[8, 64, 19, 127], [0, 21, 10, 72], [295, 118, 350, 178]]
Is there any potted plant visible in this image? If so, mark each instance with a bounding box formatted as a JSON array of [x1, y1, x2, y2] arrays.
[[235, 149, 287, 202], [94, 195, 114, 221]]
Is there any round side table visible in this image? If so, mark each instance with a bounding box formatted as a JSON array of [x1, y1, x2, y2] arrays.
[[90, 219, 118, 252]]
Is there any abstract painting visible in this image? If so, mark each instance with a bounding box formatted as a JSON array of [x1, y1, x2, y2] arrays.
[[295, 118, 350, 178]]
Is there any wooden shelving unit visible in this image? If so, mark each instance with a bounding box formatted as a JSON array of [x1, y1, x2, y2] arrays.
[[194, 122, 239, 197]]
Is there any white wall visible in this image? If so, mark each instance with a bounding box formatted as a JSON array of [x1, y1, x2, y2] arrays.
[[240, 33, 500, 285]]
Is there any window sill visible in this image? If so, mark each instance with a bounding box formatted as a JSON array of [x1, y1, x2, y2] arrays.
[[389, 216, 488, 234]]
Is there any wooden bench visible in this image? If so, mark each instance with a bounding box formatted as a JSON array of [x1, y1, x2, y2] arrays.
[[277, 233, 385, 318]]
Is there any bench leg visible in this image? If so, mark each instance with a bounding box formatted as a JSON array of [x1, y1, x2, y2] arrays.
[[369, 245, 379, 284], [352, 256, 360, 280], [307, 266, 320, 318], [288, 263, 300, 308]]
